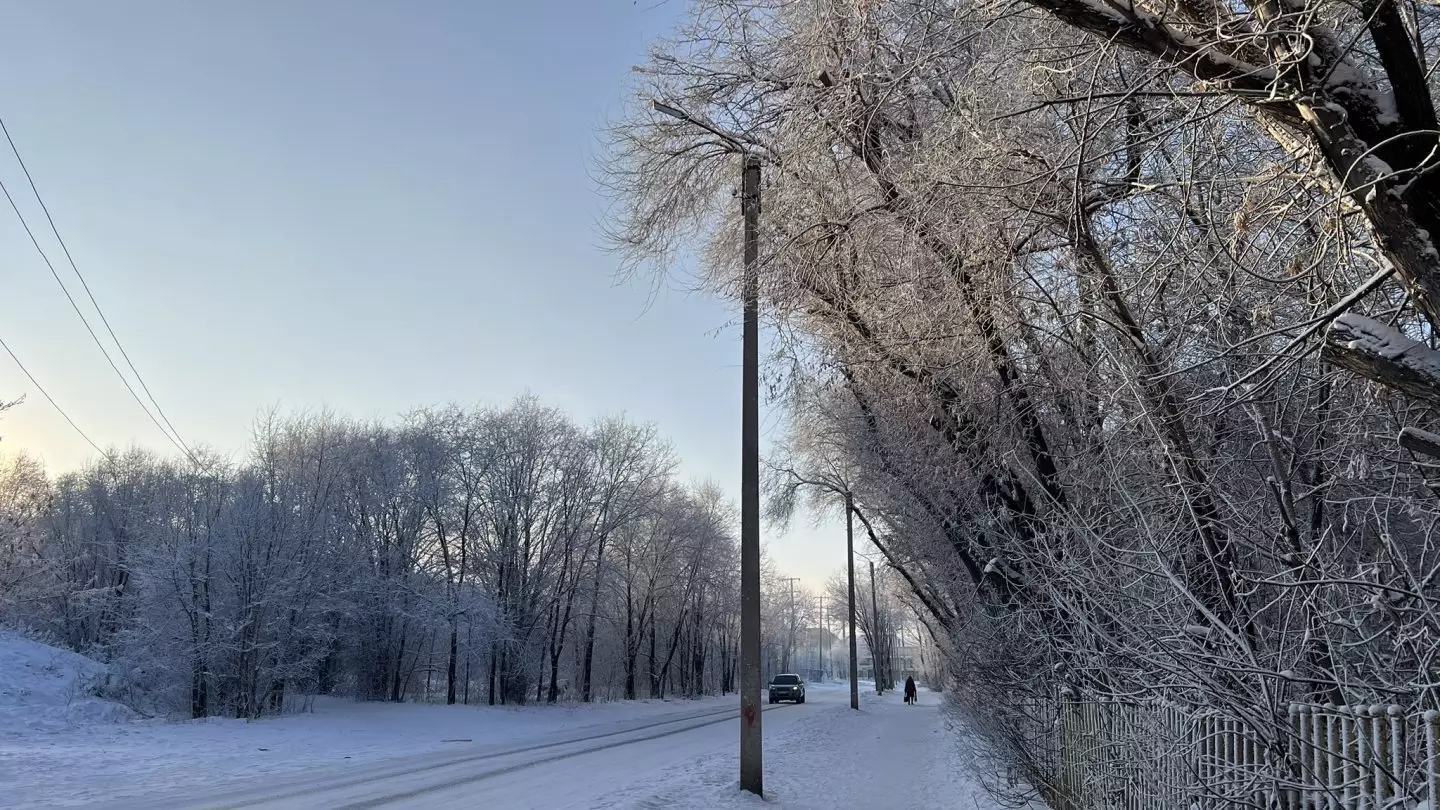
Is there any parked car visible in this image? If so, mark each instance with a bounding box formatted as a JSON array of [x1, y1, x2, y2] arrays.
[[768, 673, 805, 704]]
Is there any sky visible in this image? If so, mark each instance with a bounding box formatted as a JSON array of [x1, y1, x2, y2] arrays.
[[0, 0, 853, 595]]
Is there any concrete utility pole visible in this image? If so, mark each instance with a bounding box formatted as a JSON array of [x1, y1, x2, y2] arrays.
[[738, 153, 764, 796], [845, 492, 859, 711], [870, 559, 881, 695], [648, 100, 764, 797]]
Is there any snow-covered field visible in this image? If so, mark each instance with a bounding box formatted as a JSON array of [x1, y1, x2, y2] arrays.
[[1, 634, 1022, 809]]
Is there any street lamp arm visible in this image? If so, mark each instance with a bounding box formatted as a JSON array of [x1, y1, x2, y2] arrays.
[[650, 99, 778, 163]]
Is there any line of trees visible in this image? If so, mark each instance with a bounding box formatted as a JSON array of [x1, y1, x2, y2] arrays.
[[605, 0, 1440, 803], [828, 564, 902, 694], [0, 398, 807, 719]]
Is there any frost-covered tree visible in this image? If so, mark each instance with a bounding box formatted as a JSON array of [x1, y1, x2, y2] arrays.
[[0, 398, 806, 720], [0, 452, 53, 626], [602, 0, 1440, 803]]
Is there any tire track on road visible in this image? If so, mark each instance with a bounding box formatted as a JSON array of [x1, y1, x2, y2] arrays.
[[188, 702, 792, 809], [335, 702, 798, 809]]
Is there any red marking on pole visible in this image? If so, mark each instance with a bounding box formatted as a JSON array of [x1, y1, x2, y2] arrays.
[[743, 705, 756, 726]]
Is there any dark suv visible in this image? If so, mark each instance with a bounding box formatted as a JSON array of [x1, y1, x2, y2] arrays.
[[768, 673, 805, 704]]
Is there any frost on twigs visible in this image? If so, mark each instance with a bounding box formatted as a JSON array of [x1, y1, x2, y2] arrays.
[[1321, 313, 1440, 405]]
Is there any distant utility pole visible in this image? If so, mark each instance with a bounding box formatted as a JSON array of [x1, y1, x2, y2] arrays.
[[817, 595, 827, 682], [845, 492, 859, 711], [870, 559, 881, 695], [650, 100, 763, 797], [783, 577, 800, 672]]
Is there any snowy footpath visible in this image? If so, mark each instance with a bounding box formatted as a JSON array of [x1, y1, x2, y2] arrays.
[[2, 636, 1018, 809], [592, 685, 1017, 810]]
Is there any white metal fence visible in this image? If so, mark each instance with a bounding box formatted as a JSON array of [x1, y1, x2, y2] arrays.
[[1038, 699, 1440, 809]]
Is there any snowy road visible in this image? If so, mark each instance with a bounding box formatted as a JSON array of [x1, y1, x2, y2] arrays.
[[131, 696, 810, 809], [6, 682, 1018, 809]]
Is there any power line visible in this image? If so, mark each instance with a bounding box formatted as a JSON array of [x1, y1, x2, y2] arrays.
[[0, 175, 189, 460], [0, 118, 195, 463], [0, 118, 192, 459], [0, 332, 109, 460]]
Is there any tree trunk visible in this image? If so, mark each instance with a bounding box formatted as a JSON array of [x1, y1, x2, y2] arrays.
[[446, 620, 459, 705], [547, 631, 563, 704], [488, 643, 498, 706], [691, 610, 707, 697], [580, 536, 608, 702], [390, 625, 408, 703], [656, 606, 688, 698], [191, 655, 208, 719], [648, 620, 659, 698], [624, 580, 637, 700]]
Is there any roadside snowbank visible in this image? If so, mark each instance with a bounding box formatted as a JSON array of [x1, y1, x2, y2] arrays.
[[0, 632, 136, 733]]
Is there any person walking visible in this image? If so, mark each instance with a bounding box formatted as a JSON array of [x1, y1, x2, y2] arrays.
[[903, 676, 917, 705]]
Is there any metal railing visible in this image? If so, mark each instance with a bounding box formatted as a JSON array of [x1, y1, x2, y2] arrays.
[[1038, 699, 1440, 809]]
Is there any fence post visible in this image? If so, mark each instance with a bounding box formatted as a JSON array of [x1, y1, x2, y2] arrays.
[[1058, 693, 1074, 810], [1203, 712, 1214, 810], [1385, 706, 1402, 807], [1296, 700, 1307, 807], [1342, 706, 1358, 808], [1223, 715, 1235, 807], [1174, 705, 1185, 810], [1246, 720, 1259, 808], [1425, 710, 1438, 810], [1328, 706, 1340, 810], [1368, 704, 1383, 808]]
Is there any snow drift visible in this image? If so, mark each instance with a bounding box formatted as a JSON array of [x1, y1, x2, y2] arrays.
[[0, 631, 136, 733]]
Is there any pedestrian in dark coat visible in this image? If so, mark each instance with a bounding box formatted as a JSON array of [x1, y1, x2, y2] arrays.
[[904, 676, 917, 705]]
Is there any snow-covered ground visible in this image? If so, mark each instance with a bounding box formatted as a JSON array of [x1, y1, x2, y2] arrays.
[[594, 684, 1021, 810], [0, 631, 137, 734], [1, 635, 1022, 809]]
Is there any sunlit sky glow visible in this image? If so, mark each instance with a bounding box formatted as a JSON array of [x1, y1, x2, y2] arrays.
[[0, 1, 850, 594]]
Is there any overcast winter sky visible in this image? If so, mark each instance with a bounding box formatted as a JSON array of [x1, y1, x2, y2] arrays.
[[0, 1, 848, 593]]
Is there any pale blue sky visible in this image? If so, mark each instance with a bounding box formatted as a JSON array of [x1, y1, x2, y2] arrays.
[[0, 0, 846, 592]]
